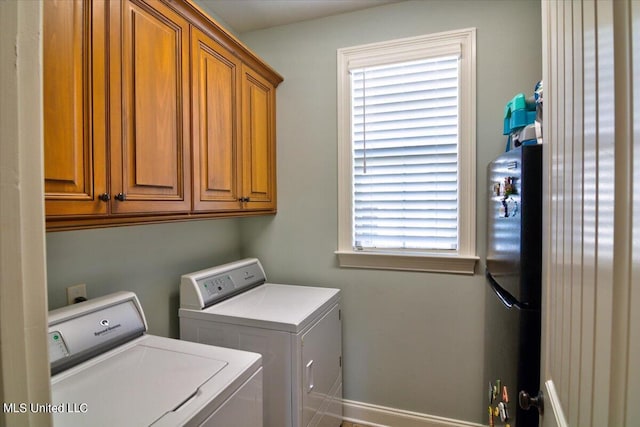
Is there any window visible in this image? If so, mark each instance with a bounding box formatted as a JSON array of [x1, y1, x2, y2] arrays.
[[336, 29, 478, 274]]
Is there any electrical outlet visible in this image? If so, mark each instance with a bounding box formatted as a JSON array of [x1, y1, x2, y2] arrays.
[[66, 283, 87, 305]]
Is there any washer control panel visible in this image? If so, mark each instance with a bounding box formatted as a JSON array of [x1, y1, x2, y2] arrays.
[[48, 292, 147, 375], [180, 258, 267, 309], [48, 330, 70, 363], [197, 274, 235, 299]]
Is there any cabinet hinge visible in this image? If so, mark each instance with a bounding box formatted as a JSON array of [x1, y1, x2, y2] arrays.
[[339, 309, 341, 320], [339, 356, 342, 367]]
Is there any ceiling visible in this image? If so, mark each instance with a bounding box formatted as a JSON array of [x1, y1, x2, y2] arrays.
[[193, 0, 405, 33]]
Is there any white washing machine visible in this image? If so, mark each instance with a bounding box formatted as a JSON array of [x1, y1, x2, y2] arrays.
[[179, 258, 342, 427], [48, 291, 263, 427]]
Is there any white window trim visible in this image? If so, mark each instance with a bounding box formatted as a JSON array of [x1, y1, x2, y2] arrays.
[[336, 28, 478, 274]]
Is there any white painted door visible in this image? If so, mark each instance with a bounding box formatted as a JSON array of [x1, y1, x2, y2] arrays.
[[540, 1, 640, 426]]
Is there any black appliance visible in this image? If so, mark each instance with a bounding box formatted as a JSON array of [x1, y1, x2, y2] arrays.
[[484, 144, 542, 427]]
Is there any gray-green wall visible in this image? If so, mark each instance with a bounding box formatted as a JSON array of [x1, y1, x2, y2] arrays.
[[46, 0, 541, 424], [46, 219, 243, 337], [237, 0, 541, 423]]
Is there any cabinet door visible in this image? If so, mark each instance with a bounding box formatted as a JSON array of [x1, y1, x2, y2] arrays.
[[191, 27, 242, 211], [241, 65, 277, 211], [109, 0, 191, 214], [44, 0, 107, 217]]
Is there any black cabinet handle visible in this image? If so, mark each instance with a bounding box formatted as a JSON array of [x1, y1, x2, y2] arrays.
[[99, 193, 110, 202], [115, 193, 126, 201]]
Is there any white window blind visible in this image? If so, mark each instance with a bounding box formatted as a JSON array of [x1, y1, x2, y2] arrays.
[[351, 56, 460, 251]]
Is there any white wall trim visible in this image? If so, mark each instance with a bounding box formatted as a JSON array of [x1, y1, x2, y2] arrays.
[[544, 380, 569, 427], [0, 0, 50, 425], [342, 399, 485, 427], [335, 251, 478, 275], [336, 28, 477, 273]]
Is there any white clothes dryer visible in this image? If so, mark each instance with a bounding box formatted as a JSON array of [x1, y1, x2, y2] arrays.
[[48, 291, 263, 427], [179, 258, 342, 427]]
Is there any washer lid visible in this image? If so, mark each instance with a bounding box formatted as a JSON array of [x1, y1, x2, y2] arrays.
[[180, 283, 340, 333], [51, 342, 227, 427]]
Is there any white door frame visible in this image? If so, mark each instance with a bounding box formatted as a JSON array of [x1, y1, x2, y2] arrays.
[[0, 1, 51, 426]]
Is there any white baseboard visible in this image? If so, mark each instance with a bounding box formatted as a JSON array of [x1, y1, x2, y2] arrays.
[[342, 399, 485, 427]]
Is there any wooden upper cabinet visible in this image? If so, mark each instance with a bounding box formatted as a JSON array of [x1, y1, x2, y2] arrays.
[[241, 65, 277, 210], [43, 0, 107, 216], [108, 0, 191, 214], [44, 0, 281, 229], [192, 30, 278, 213], [191, 27, 242, 211]]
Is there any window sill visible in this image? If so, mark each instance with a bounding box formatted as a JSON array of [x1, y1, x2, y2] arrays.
[[335, 250, 479, 275]]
